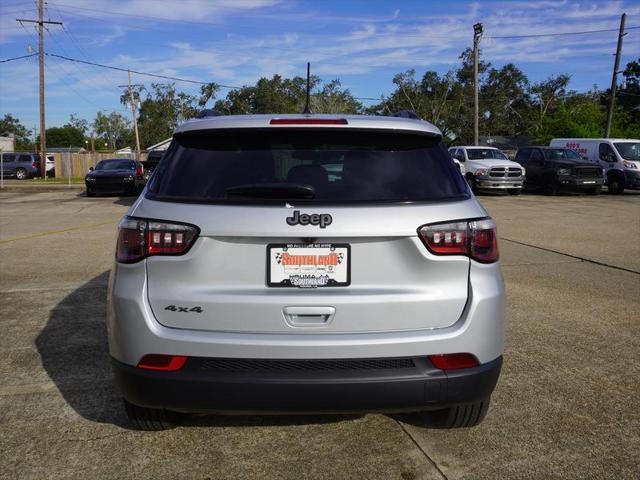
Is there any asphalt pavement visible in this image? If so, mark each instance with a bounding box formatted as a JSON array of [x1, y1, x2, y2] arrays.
[[0, 190, 638, 480]]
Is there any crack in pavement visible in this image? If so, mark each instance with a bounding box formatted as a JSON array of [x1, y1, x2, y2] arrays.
[[500, 237, 640, 275], [395, 419, 448, 480]]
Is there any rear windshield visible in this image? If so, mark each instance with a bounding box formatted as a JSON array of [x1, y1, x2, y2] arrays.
[[146, 129, 469, 204]]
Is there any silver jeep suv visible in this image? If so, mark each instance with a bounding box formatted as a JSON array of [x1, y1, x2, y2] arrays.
[[108, 113, 505, 430]]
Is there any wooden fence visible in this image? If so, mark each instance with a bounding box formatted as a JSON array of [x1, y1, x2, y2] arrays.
[[54, 152, 149, 177]]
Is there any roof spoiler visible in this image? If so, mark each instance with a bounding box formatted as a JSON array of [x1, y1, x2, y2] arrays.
[[196, 109, 224, 118], [393, 110, 420, 119]]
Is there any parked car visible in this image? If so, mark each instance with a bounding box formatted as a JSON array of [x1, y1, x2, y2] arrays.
[[451, 156, 466, 175], [549, 138, 640, 193], [85, 158, 144, 196], [448, 146, 524, 195], [0, 152, 42, 179], [514, 147, 604, 195], [108, 112, 504, 430], [140, 150, 164, 183], [45, 153, 56, 177]]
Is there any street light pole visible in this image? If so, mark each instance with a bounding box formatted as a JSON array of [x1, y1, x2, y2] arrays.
[[473, 23, 483, 146]]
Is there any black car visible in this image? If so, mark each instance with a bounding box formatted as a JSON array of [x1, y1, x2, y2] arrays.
[[85, 159, 144, 197], [514, 147, 604, 195]]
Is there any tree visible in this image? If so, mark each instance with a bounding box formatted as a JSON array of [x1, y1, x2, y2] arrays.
[[214, 74, 322, 114], [43, 125, 85, 148], [0, 114, 33, 150], [124, 83, 199, 148], [311, 80, 362, 114], [66, 114, 89, 135], [198, 82, 220, 107], [480, 64, 530, 136], [92, 111, 132, 150]]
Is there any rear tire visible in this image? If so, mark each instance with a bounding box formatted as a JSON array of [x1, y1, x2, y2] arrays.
[[432, 398, 490, 428], [507, 188, 521, 195], [124, 399, 176, 431], [586, 186, 601, 195], [15, 168, 28, 180]]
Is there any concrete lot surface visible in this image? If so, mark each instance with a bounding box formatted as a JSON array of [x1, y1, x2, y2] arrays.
[[0, 190, 638, 479]]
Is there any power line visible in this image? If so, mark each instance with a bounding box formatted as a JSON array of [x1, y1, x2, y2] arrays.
[[0, 53, 38, 63], [487, 25, 639, 39], [45, 52, 242, 88]]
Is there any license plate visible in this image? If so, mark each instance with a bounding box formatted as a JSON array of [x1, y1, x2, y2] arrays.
[[267, 244, 350, 287]]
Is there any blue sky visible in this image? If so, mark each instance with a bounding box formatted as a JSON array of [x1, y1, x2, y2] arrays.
[[1, 0, 639, 129]]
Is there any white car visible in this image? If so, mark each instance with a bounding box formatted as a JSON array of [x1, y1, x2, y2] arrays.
[[449, 146, 525, 195], [108, 112, 505, 430]]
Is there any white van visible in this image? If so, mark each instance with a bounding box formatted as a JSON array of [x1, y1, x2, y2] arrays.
[[549, 138, 640, 193]]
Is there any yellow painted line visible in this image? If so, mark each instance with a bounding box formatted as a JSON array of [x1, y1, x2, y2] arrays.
[[0, 218, 120, 245]]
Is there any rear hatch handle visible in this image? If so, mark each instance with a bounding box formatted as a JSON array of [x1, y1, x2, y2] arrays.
[[283, 306, 335, 327]]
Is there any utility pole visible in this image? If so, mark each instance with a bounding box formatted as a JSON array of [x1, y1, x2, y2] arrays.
[[605, 13, 627, 138], [17, 2, 62, 178], [119, 72, 142, 160], [473, 23, 483, 146]]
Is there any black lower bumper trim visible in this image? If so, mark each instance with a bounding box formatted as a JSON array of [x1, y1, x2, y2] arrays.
[[112, 356, 502, 414]]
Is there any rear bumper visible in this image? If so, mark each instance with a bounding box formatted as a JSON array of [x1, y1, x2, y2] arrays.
[[112, 355, 502, 413]]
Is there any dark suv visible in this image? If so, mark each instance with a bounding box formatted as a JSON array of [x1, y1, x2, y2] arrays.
[[514, 147, 604, 195], [0, 152, 41, 179]]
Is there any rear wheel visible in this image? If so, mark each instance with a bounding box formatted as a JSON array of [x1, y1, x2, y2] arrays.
[[15, 168, 28, 180], [507, 188, 521, 195], [397, 398, 490, 429], [123, 399, 177, 431], [432, 398, 490, 428]]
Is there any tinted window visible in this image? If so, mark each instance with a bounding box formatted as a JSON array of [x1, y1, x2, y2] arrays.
[[148, 129, 469, 204], [19, 154, 32, 162], [546, 148, 580, 161], [515, 149, 530, 163], [466, 148, 508, 160], [530, 149, 543, 164], [95, 160, 135, 170], [2, 153, 16, 162]]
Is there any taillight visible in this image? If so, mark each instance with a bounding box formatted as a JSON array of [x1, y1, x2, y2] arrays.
[[429, 353, 479, 370], [137, 354, 188, 371], [116, 216, 199, 263], [418, 217, 498, 263], [270, 118, 348, 125], [135, 164, 143, 177]]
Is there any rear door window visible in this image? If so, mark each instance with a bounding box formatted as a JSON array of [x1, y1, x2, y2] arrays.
[[148, 129, 469, 204]]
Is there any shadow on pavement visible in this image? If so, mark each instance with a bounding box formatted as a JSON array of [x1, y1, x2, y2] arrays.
[[37, 271, 359, 430]]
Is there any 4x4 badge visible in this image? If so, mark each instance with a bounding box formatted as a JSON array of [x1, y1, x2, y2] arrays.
[[286, 210, 332, 228]]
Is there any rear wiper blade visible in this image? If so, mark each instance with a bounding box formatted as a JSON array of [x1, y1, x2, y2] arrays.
[[225, 183, 316, 199]]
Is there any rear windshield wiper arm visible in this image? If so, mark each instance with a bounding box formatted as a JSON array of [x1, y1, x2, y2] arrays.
[[225, 183, 316, 199]]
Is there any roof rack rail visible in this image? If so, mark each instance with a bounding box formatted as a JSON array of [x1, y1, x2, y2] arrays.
[[393, 110, 420, 120], [196, 109, 224, 118]]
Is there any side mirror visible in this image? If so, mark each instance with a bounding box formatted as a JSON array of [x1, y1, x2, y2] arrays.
[[89, 167, 94, 171]]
